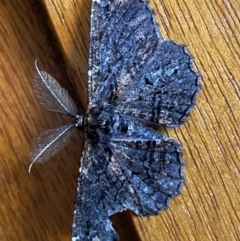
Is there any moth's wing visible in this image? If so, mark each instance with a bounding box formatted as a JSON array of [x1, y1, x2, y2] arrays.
[[88, 0, 199, 127], [115, 41, 200, 127], [72, 141, 119, 241], [106, 119, 184, 216], [72, 124, 184, 240], [88, 0, 162, 105]]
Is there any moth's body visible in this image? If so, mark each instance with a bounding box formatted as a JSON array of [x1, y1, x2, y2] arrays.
[[30, 0, 200, 240], [84, 104, 130, 146]]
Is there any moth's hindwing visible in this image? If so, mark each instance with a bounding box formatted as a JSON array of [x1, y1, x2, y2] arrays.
[[72, 116, 184, 241]]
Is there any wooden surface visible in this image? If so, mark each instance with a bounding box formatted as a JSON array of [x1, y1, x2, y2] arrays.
[[0, 0, 239, 241]]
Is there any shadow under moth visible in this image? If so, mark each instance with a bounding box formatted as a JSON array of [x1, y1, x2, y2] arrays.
[[29, 0, 200, 240]]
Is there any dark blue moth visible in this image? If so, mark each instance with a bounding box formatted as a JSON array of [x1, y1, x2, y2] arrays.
[[29, 0, 200, 240]]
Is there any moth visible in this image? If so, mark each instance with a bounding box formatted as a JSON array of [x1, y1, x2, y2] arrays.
[[29, 0, 200, 240]]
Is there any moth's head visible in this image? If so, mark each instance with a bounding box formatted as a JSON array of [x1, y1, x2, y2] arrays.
[[75, 114, 84, 127]]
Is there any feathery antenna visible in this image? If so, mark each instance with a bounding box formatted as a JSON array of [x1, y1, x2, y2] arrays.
[[29, 124, 75, 172], [33, 60, 78, 116], [29, 60, 83, 172]]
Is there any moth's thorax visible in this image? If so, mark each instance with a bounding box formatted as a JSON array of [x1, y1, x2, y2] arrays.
[[83, 105, 127, 145]]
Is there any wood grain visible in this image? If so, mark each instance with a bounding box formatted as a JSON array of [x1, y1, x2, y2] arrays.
[[0, 0, 239, 241]]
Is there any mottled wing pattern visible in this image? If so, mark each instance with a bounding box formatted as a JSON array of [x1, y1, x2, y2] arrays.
[[72, 121, 184, 241], [72, 0, 198, 240], [88, 0, 199, 126], [115, 41, 199, 127], [106, 118, 184, 216], [88, 0, 162, 104], [72, 141, 119, 241]]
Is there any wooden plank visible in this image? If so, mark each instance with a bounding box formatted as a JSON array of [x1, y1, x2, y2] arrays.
[[0, 1, 83, 241], [0, 0, 239, 241], [40, 0, 92, 110]]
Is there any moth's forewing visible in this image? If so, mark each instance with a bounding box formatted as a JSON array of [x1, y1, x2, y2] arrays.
[[88, 0, 162, 105], [115, 41, 200, 127]]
